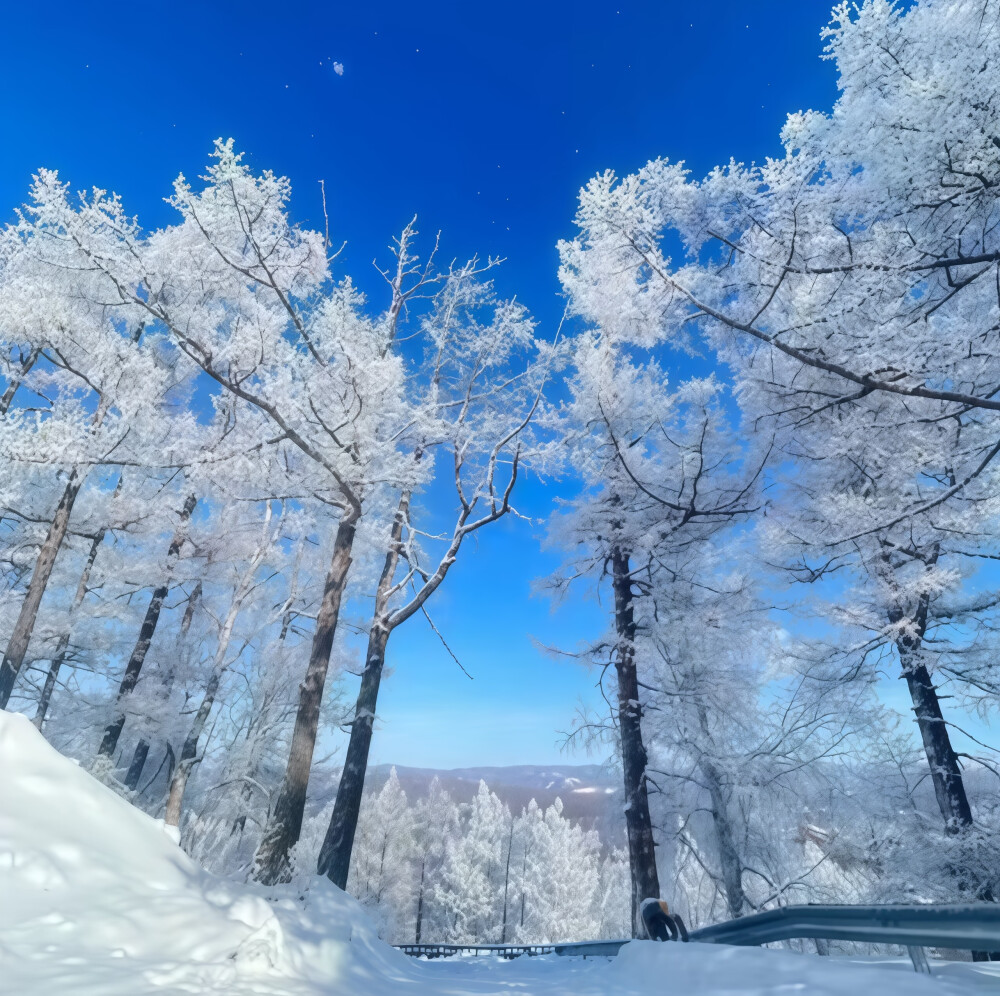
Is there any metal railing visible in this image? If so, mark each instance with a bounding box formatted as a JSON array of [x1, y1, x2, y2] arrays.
[[395, 942, 558, 959], [686, 902, 1000, 951], [396, 902, 1000, 960]]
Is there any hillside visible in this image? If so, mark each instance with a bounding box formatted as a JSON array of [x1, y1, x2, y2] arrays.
[[2, 709, 996, 995]]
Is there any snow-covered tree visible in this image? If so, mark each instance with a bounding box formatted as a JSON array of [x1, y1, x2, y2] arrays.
[[411, 777, 460, 944], [558, 0, 1000, 919], [434, 781, 511, 943], [318, 253, 548, 890], [345, 768, 417, 941]]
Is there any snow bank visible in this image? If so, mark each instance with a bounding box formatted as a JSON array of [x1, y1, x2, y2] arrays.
[[0, 709, 404, 995], [1, 708, 997, 995]]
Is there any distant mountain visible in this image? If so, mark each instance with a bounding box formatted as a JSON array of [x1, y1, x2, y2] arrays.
[[308, 762, 626, 847], [376, 763, 626, 847]]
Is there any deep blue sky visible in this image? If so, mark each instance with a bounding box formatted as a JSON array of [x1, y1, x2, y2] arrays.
[[1, 1, 840, 767]]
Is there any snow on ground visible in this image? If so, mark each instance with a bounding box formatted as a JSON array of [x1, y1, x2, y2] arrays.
[[1, 710, 999, 995]]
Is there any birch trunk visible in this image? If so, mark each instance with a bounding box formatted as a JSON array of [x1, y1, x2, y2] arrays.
[[33, 524, 107, 729], [98, 495, 197, 760], [611, 545, 661, 937], [0, 469, 84, 708], [231, 561, 297, 835], [253, 509, 359, 885], [162, 668, 223, 827]]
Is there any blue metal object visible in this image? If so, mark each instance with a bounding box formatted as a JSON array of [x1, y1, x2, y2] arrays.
[[686, 902, 1000, 951], [395, 902, 1000, 960]]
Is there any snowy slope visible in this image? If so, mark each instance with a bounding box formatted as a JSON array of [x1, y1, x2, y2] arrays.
[[1, 709, 998, 995], [0, 709, 403, 996]]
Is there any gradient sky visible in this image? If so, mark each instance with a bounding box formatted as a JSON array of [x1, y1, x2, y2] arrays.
[[1, 1, 847, 768]]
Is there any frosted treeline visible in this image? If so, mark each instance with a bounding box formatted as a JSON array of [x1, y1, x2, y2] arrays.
[[1, 0, 1000, 947]]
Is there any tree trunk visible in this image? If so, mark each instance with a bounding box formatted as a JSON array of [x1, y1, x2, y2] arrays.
[[610, 546, 661, 937], [501, 818, 514, 943], [888, 561, 996, 958], [696, 705, 747, 918], [125, 580, 202, 791], [887, 564, 973, 836], [415, 858, 426, 944], [33, 523, 107, 729], [232, 577, 293, 836], [98, 495, 196, 760], [897, 637, 998, 960], [317, 629, 388, 888], [520, 848, 528, 929], [317, 498, 408, 889], [253, 510, 360, 884], [163, 669, 222, 827], [703, 761, 747, 918], [0, 470, 84, 708], [0, 347, 40, 416], [897, 645, 973, 832], [901, 653, 973, 827], [166, 556, 258, 827]]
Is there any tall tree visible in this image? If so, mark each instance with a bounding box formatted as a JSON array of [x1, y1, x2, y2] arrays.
[[97, 495, 197, 761], [32, 472, 123, 729], [317, 265, 545, 889], [164, 502, 276, 827], [548, 332, 765, 933]]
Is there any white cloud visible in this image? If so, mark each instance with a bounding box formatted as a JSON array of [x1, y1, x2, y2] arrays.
[[333, 61, 344, 76]]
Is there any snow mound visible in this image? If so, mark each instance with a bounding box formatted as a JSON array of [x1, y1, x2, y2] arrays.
[[1, 709, 996, 995], [0, 710, 403, 995]]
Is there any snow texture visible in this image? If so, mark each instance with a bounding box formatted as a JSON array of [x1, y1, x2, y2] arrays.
[[1, 709, 998, 995]]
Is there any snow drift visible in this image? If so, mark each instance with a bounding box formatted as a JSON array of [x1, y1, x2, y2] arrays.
[[0, 709, 996, 995], [0, 710, 403, 995]]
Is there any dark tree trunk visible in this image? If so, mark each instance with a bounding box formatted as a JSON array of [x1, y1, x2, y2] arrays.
[[501, 818, 514, 943], [253, 510, 360, 885], [33, 523, 108, 729], [415, 858, 426, 944], [900, 655, 974, 829], [124, 741, 150, 792], [898, 644, 973, 832], [888, 565, 973, 835], [0, 470, 84, 708], [610, 546, 660, 937], [317, 498, 408, 889], [98, 495, 196, 760], [317, 629, 388, 887], [0, 347, 40, 416], [887, 556, 996, 959], [125, 580, 202, 791], [33, 650, 64, 732]]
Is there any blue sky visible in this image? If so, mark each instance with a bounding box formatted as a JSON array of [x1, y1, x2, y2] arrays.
[[1, 1, 844, 768]]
